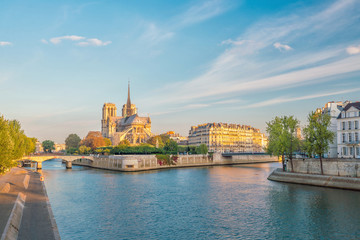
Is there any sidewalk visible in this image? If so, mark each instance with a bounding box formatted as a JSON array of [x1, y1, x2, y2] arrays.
[[0, 168, 60, 240]]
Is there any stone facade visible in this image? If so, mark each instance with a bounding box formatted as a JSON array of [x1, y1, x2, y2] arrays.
[[188, 122, 267, 153], [101, 83, 152, 145], [337, 102, 360, 158], [316, 101, 347, 158]]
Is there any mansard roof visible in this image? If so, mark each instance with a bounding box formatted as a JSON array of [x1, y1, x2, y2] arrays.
[[343, 102, 360, 111], [337, 102, 360, 119]]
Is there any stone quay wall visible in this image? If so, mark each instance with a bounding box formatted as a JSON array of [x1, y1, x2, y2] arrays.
[[73, 153, 278, 172], [268, 168, 360, 191], [286, 158, 360, 178]]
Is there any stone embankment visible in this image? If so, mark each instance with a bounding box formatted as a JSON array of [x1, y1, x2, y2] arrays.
[[72, 153, 278, 172], [268, 168, 360, 191], [0, 168, 60, 240], [268, 158, 360, 190], [286, 158, 360, 177]]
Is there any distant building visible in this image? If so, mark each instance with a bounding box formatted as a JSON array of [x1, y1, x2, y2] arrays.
[[317, 101, 348, 158], [163, 131, 189, 145], [101, 83, 152, 145], [54, 143, 66, 152], [337, 102, 360, 158], [188, 123, 267, 153], [35, 141, 43, 153]]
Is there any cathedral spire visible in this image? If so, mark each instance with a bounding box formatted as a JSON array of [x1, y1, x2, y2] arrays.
[[127, 81, 131, 107]]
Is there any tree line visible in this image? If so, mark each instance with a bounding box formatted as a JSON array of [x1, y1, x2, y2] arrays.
[[266, 111, 334, 174], [0, 115, 36, 173], [63, 132, 208, 155]]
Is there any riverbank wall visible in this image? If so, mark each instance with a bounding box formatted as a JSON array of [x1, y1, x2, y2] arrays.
[[268, 168, 360, 191], [286, 158, 360, 177], [72, 153, 278, 172]]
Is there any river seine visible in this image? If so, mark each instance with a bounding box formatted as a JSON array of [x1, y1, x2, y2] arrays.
[[42, 159, 360, 240]]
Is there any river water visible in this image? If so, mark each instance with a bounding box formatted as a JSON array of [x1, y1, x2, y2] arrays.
[[41, 159, 360, 240]]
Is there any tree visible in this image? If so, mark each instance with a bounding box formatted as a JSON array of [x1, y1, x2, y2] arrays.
[[0, 116, 15, 173], [266, 116, 300, 171], [81, 131, 106, 150], [146, 135, 164, 148], [8, 120, 27, 160], [24, 137, 37, 155], [42, 140, 55, 153], [118, 139, 130, 146], [104, 138, 112, 147], [163, 139, 178, 153], [196, 144, 208, 155], [303, 111, 335, 175], [65, 134, 81, 150], [0, 115, 36, 173], [78, 145, 91, 154]]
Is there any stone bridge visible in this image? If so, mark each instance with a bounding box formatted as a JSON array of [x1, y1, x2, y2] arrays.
[[19, 155, 94, 169]]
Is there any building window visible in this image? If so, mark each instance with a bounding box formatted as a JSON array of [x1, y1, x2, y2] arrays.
[[342, 133, 346, 143], [356, 132, 359, 142], [348, 121, 352, 130], [355, 121, 359, 129], [349, 133, 352, 143], [356, 147, 360, 156], [343, 147, 347, 155], [350, 147, 353, 156], [342, 112, 345, 118], [342, 122, 345, 130]]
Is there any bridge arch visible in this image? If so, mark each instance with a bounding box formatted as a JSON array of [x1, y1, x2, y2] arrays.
[[19, 155, 94, 169]]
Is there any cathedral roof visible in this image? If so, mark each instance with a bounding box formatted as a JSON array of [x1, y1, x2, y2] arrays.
[[119, 114, 150, 126]]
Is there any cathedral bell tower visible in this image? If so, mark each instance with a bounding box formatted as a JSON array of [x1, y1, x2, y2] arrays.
[[101, 103, 117, 138]]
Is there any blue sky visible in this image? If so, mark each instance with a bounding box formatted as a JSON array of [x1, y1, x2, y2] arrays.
[[1, 0, 360, 143]]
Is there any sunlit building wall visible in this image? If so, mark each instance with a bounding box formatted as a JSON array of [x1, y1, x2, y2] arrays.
[[188, 123, 267, 153]]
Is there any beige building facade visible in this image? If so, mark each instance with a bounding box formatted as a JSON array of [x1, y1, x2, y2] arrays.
[[101, 83, 152, 145], [188, 123, 267, 153]]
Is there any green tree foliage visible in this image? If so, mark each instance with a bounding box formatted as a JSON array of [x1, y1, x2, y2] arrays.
[[104, 138, 112, 147], [78, 145, 92, 154], [65, 134, 81, 150], [146, 135, 164, 148], [8, 120, 27, 160], [24, 137, 37, 155], [42, 140, 55, 153], [118, 139, 130, 146], [0, 115, 35, 173], [0, 116, 16, 173], [66, 147, 78, 155], [266, 116, 300, 171], [196, 144, 208, 155], [163, 139, 178, 153], [303, 111, 335, 175]]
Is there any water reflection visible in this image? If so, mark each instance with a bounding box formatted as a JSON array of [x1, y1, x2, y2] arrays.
[[41, 160, 360, 240]]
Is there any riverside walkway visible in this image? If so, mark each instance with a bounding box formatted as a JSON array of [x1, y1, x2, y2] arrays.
[[0, 168, 60, 240]]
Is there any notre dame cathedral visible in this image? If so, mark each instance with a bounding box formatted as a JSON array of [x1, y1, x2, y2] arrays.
[[101, 83, 152, 145]]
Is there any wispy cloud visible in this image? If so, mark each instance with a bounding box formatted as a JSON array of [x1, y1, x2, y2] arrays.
[[221, 39, 248, 46], [0, 41, 12, 46], [139, 0, 234, 46], [77, 38, 112, 46], [139, 23, 174, 45], [242, 88, 360, 109], [45, 35, 111, 47], [178, 0, 233, 27], [50, 35, 85, 44], [273, 42, 292, 51], [145, 0, 360, 108], [346, 44, 360, 55]]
